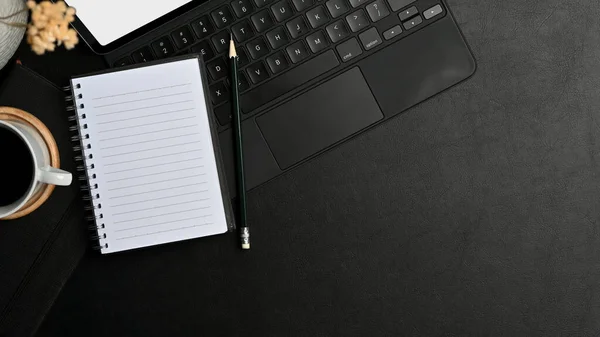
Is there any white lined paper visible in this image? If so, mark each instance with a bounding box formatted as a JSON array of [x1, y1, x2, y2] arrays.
[[73, 58, 229, 254]]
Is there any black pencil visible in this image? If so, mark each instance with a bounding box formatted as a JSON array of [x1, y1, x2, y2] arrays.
[[229, 36, 250, 250]]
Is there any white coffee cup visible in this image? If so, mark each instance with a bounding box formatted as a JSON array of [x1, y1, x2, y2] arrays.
[[0, 120, 72, 219]]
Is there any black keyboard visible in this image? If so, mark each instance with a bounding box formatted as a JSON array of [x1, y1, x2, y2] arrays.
[[113, 0, 445, 126]]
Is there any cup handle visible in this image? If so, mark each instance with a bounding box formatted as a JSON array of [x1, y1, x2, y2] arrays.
[[37, 166, 73, 186]]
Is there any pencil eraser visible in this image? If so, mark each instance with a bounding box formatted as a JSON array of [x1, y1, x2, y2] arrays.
[[242, 243, 250, 249]]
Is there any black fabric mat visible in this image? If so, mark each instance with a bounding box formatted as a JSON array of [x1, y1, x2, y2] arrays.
[[0, 65, 88, 337], [32, 0, 600, 335]]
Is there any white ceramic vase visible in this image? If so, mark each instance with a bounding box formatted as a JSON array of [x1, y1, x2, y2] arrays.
[[0, 0, 27, 70]]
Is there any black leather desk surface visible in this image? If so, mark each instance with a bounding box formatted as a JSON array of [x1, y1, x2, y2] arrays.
[[11, 0, 600, 335]]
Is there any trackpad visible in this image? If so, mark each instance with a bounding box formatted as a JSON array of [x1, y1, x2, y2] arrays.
[[256, 67, 383, 169]]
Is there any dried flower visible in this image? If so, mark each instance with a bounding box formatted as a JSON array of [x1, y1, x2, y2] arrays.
[[26, 1, 79, 55]]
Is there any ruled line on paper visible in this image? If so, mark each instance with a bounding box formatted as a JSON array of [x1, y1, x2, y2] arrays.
[[97, 109, 195, 125], [107, 173, 206, 191], [100, 133, 198, 150], [96, 100, 193, 117], [102, 141, 198, 158], [112, 199, 208, 216], [91, 83, 191, 100], [113, 206, 211, 224], [105, 157, 203, 174], [109, 184, 208, 200], [106, 165, 204, 183], [100, 125, 198, 142], [99, 117, 196, 133], [115, 215, 213, 232], [104, 149, 202, 166], [116, 215, 213, 232], [112, 192, 209, 208], [115, 223, 213, 240], [94, 91, 193, 108]]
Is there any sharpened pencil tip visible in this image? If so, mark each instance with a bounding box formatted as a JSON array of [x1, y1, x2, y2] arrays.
[[229, 37, 237, 58]]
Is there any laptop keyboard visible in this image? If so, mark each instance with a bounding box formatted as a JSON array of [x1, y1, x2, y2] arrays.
[[113, 0, 445, 126]]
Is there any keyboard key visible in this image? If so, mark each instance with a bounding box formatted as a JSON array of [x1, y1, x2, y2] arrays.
[[113, 56, 132, 67], [326, 0, 349, 18], [424, 4, 443, 19], [232, 20, 255, 42], [223, 75, 249, 101], [241, 50, 339, 113], [387, 0, 415, 12], [403, 15, 421, 29], [238, 47, 251, 66], [266, 51, 290, 73], [209, 82, 230, 105], [191, 40, 215, 61], [131, 47, 154, 63], [348, 0, 367, 7], [266, 26, 290, 49], [326, 20, 350, 43], [251, 10, 276, 32], [246, 37, 270, 59], [335, 37, 362, 62], [292, 0, 313, 11], [398, 6, 417, 21], [306, 6, 329, 28], [214, 104, 232, 125], [235, 72, 251, 91], [286, 41, 310, 63], [207, 58, 229, 80], [358, 27, 381, 50], [306, 31, 329, 53], [247, 62, 270, 83], [286, 16, 309, 39], [211, 30, 231, 53], [271, 0, 294, 22], [346, 10, 369, 32], [382, 25, 402, 40], [171, 26, 195, 49], [254, 0, 274, 7], [211, 6, 234, 28], [151, 37, 175, 59], [366, 0, 389, 22], [191, 16, 215, 39], [231, 0, 255, 17]]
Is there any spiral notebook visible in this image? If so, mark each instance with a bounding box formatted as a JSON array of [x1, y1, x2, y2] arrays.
[[67, 55, 234, 254]]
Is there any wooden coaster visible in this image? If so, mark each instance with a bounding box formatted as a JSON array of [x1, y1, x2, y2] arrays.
[[0, 106, 60, 220]]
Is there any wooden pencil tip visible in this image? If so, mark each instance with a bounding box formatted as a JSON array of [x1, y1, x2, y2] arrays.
[[229, 38, 237, 58]]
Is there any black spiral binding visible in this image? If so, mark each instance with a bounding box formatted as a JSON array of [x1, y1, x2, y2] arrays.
[[64, 84, 108, 252]]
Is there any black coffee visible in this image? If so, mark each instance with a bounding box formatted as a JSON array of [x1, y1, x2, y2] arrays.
[[0, 127, 34, 206]]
